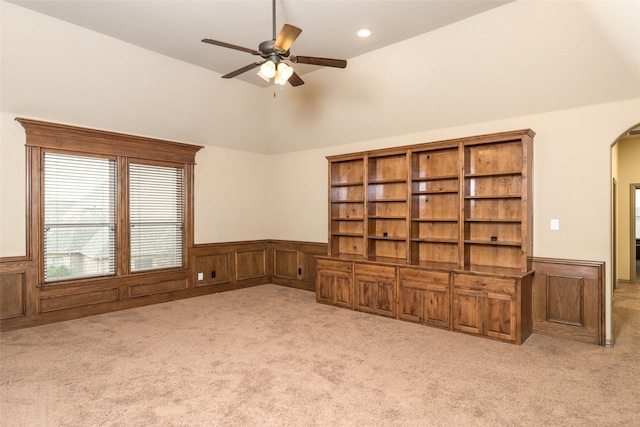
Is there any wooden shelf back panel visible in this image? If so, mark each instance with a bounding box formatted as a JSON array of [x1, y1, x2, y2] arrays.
[[368, 239, 407, 259], [464, 141, 523, 175], [331, 220, 364, 235], [368, 154, 407, 181], [412, 147, 459, 179], [368, 201, 407, 218], [465, 175, 522, 197], [465, 198, 522, 221], [412, 221, 458, 241], [331, 203, 364, 220], [412, 193, 459, 220], [331, 185, 364, 202], [412, 178, 459, 194], [465, 244, 522, 269], [368, 182, 406, 200], [331, 159, 364, 185], [368, 218, 407, 239], [412, 241, 458, 264], [331, 236, 364, 256], [465, 222, 521, 244]]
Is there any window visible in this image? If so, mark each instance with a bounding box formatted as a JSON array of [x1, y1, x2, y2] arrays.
[[18, 118, 202, 286], [43, 152, 117, 281], [129, 163, 185, 272]]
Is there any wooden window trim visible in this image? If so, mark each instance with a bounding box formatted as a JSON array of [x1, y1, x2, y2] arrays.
[[16, 118, 203, 287]]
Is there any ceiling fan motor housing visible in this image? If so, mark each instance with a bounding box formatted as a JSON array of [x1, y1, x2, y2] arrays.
[[259, 40, 288, 59]]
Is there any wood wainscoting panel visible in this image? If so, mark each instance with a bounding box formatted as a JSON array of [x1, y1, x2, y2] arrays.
[[274, 249, 298, 279], [532, 257, 604, 345], [301, 251, 320, 284], [236, 250, 266, 280], [546, 275, 584, 326], [270, 241, 328, 291], [194, 254, 231, 287], [40, 287, 119, 313], [0, 272, 26, 319], [128, 279, 188, 298]]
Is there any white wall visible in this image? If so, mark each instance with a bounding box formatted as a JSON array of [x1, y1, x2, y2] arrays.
[[0, 114, 27, 256], [194, 146, 271, 244], [0, 1, 272, 256]]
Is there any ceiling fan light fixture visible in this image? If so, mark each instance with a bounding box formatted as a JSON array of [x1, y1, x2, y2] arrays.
[[278, 62, 294, 81], [260, 60, 277, 78]]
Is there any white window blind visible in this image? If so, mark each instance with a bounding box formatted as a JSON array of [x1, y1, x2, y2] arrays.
[[129, 163, 185, 272], [43, 152, 117, 282]]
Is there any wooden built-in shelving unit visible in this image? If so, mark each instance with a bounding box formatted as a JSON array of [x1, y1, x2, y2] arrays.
[[318, 129, 535, 344]]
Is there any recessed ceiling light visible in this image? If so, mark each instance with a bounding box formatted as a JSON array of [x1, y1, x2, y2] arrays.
[[356, 29, 372, 38]]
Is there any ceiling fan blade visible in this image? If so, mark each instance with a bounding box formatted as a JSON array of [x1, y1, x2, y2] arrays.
[[222, 62, 263, 79], [202, 38, 262, 56], [290, 55, 347, 68], [274, 24, 302, 54], [288, 72, 304, 87]]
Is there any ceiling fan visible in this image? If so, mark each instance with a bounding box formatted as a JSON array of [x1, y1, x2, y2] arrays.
[[201, 0, 347, 87]]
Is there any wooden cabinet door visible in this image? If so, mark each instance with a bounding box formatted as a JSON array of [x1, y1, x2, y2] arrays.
[[334, 274, 353, 308], [317, 271, 336, 304], [354, 263, 397, 318], [485, 292, 516, 342], [373, 278, 396, 318], [354, 276, 396, 318], [452, 288, 483, 335], [399, 281, 449, 328], [398, 281, 423, 323], [354, 277, 374, 313], [317, 270, 352, 308], [423, 283, 450, 329]]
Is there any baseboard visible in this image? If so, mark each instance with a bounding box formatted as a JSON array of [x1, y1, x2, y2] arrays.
[[1, 239, 328, 331]]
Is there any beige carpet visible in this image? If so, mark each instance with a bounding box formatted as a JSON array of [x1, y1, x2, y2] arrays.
[[1, 283, 639, 426]]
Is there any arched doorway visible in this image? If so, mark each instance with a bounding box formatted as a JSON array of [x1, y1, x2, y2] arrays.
[[611, 122, 640, 343], [612, 123, 640, 286]]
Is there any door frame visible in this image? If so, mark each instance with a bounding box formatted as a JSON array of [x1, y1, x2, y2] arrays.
[[631, 184, 640, 284], [613, 178, 617, 289]]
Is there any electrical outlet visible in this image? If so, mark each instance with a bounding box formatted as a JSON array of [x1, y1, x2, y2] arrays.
[[551, 219, 559, 230], [197, 272, 203, 281]]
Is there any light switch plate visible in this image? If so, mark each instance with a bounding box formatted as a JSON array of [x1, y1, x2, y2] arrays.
[[197, 272, 203, 280], [551, 219, 559, 230]]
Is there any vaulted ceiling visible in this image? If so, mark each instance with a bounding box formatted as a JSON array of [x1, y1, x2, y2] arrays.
[[7, 0, 511, 87], [3, 0, 639, 154]]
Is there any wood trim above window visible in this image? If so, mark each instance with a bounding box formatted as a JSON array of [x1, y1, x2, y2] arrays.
[[16, 118, 203, 164], [16, 117, 203, 287]]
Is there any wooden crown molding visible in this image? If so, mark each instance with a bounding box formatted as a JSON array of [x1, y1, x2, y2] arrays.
[[16, 117, 203, 164]]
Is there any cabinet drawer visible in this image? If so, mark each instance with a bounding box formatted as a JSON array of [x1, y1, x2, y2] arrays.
[[354, 263, 396, 279], [317, 259, 353, 273], [453, 274, 516, 294], [399, 267, 449, 286]]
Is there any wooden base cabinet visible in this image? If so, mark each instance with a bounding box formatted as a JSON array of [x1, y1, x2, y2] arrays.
[[398, 267, 450, 329], [316, 259, 353, 308], [452, 273, 532, 344], [353, 264, 397, 318], [317, 256, 533, 344]]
